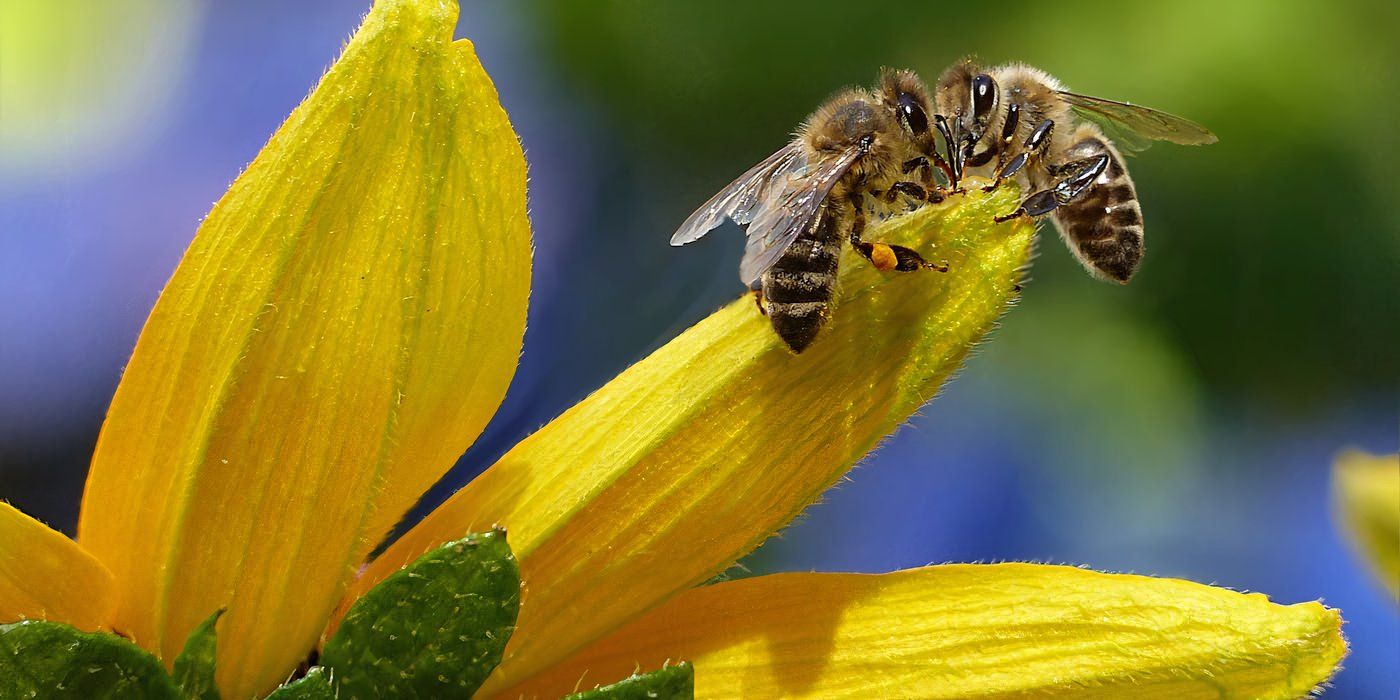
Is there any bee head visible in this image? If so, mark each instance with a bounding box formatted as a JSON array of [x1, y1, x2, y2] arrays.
[[934, 57, 980, 122], [935, 57, 1000, 169], [877, 67, 934, 141]]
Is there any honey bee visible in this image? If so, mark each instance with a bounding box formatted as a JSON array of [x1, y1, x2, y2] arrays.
[[935, 58, 1217, 282], [670, 69, 954, 353]]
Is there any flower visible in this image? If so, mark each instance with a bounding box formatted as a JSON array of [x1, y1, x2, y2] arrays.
[[0, 0, 1347, 697]]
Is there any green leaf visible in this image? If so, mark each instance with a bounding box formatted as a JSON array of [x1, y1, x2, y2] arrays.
[[563, 663, 694, 700], [322, 528, 520, 698], [264, 668, 336, 699], [0, 620, 179, 699], [173, 609, 222, 700]]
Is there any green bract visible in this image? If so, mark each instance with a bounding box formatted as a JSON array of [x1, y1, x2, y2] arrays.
[[321, 530, 521, 698], [564, 663, 695, 700], [0, 620, 178, 699], [173, 610, 222, 700], [263, 668, 336, 699]]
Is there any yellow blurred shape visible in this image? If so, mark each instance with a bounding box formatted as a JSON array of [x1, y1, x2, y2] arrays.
[[0, 0, 201, 173], [1333, 450, 1400, 598]]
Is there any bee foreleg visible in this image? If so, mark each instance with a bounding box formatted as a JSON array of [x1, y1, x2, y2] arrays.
[[982, 152, 1029, 193], [849, 194, 950, 273], [993, 153, 1110, 223], [903, 155, 954, 195], [933, 114, 966, 190], [984, 117, 1054, 193]]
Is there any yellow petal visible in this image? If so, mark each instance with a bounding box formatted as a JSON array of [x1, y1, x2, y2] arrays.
[[508, 563, 1347, 700], [351, 181, 1035, 692], [0, 502, 115, 631], [75, 0, 530, 695], [1333, 450, 1400, 598]]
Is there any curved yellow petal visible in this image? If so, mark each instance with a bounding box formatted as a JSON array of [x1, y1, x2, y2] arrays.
[[508, 564, 1347, 700], [1333, 450, 1400, 598], [0, 502, 114, 631], [350, 182, 1035, 692], [76, 0, 530, 696]]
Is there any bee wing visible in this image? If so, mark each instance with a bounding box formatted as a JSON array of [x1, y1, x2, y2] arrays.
[[1059, 91, 1217, 155], [737, 145, 863, 286], [670, 142, 807, 246]]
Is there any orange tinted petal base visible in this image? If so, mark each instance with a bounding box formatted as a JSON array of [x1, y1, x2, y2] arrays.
[[0, 502, 115, 632]]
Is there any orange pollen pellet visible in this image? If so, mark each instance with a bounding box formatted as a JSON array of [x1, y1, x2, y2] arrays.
[[871, 243, 898, 271]]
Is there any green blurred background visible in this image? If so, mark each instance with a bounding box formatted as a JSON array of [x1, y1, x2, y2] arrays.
[[1, 0, 1395, 695]]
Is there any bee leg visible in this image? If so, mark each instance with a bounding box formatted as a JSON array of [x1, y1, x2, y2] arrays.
[[902, 157, 953, 201], [981, 102, 1023, 192], [929, 152, 956, 191], [994, 153, 1110, 223], [933, 114, 966, 192], [883, 181, 940, 205], [901, 156, 931, 179], [907, 157, 952, 193], [931, 151, 960, 192], [849, 194, 950, 273], [993, 190, 1057, 223], [982, 152, 1028, 193], [984, 117, 1053, 193], [752, 287, 767, 316]]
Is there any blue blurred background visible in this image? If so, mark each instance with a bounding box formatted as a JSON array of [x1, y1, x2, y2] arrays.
[[1, 1, 1395, 695]]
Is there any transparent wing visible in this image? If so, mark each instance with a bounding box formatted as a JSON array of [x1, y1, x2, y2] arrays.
[[738, 145, 862, 286], [1060, 91, 1217, 155], [1082, 114, 1157, 155], [670, 142, 807, 246]]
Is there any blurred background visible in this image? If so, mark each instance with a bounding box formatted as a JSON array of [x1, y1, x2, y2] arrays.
[[1, 0, 1395, 695]]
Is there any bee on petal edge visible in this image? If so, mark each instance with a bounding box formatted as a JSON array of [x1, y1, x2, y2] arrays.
[[671, 63, 1215, 353]]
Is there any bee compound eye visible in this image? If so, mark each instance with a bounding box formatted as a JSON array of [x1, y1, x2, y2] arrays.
[[897, 93, 929, 135], [971, 74, 997, 122]]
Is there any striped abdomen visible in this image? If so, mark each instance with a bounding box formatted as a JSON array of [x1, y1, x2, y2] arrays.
[[1050, 131, 1144, 282], [762, 211, 842, 353]]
